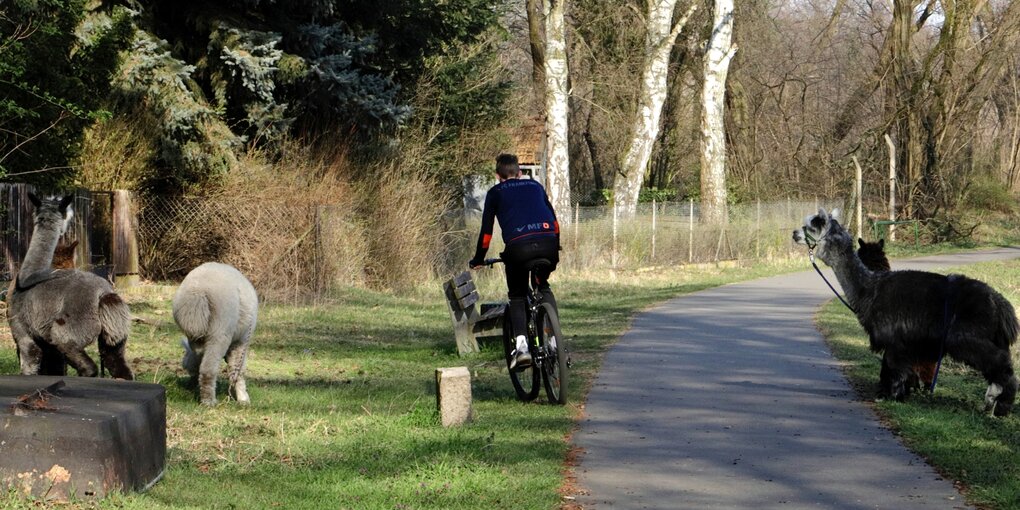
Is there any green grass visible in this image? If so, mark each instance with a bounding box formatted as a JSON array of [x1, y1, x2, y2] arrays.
[[816, 259, 1020, 510], [0, 259, 808, 510]]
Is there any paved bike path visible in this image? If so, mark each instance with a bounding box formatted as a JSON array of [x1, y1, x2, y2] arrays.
[[574, 247, 1020, 509]]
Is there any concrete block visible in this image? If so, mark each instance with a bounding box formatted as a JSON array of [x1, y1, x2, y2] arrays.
[[436, 367, 472, 427], [0, 375, 166, 501]]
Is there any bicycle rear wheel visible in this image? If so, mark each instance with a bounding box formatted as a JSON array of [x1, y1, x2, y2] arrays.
[[537, 302, 568, 404], [503, 314, 539, 402]]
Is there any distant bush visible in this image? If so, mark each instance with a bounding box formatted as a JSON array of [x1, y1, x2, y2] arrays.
[[963, 176, 1017, 214]]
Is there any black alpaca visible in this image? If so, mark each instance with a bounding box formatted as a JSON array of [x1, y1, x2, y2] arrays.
[[856, 238, 938, 390], [856, 238, 890, 271], [795, 209, 1019, 416]]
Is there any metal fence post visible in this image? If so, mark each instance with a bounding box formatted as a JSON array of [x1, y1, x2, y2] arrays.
[[688, 199, 694, 263], [755, 199, 761, 259], [573, 203, 579, 252], [651, 198, 657, 263], [612, 203, 618, 269]]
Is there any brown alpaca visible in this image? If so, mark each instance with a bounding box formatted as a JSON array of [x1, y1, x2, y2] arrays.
[[52, 240, 78, 269], [6, 240, 78, 301], [856, 238, 938, 390]]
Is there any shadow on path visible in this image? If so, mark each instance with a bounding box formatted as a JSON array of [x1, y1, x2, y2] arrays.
[[574, 247, 1020, 509]]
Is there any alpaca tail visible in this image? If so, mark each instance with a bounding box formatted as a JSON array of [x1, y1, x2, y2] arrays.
[[98, 292, 132, 346], [173, 290, 211, 339], [992, 291, 1019, 349]]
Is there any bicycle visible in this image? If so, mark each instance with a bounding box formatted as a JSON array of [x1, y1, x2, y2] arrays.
[[481, 258, 569, 404]]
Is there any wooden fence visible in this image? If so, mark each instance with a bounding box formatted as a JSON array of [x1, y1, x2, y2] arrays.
[[0, 184, 138, 285]]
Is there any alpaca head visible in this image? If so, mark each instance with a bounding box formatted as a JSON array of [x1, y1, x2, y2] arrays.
[[792, 208, 851, 266], [52, 240, 79, 269], [856, 238, 890, 272], [28, 193, 74, 236], [181, 338, 199, 375]]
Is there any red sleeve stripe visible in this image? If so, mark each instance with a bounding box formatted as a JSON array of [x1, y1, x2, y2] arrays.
[[554, 221, 560, 234], [482, 234, 492, 249]]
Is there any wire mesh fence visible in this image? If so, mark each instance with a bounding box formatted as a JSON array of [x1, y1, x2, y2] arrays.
[[447, 199, 846, 273], [133, 195, 844, 302]]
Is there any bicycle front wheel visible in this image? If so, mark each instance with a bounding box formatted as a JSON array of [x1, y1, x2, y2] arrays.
[[537, 302, 568, 404], [503, 314, 539, 402]]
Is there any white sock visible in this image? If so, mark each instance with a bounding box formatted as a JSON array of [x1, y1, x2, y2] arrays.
[[515, 335, 528, 352]]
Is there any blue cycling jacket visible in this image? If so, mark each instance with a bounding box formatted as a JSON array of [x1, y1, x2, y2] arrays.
[[472, 177, 559, 262]]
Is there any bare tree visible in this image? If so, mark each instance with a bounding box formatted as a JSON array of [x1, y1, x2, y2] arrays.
[[612, 1, 698, 217]]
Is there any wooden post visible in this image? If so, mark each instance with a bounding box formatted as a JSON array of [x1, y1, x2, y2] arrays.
[[651, 198, 657, 262], [112, 190, 139, 288], [852, 156, 864, 240], [885, 133, 897, 241]]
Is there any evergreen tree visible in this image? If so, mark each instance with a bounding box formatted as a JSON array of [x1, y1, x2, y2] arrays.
[[0, 0, 132, 187]]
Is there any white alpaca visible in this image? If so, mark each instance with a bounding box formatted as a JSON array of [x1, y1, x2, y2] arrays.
[[173, 262, 257, 405]]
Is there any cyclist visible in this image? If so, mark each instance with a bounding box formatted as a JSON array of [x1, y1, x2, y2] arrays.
[[469, 153, 560, 369]]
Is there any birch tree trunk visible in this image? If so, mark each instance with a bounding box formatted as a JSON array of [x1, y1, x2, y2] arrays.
[[527, 0, 545, 100], [613, 1, 698, 217], [700, 0, 736, 224], [543, 0, 572, 220]]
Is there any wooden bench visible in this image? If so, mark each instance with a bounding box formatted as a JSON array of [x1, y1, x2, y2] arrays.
[[443, 271, 506, 355]]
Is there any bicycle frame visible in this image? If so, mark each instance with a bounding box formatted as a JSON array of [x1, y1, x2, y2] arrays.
[[480, 258, 568, 404]]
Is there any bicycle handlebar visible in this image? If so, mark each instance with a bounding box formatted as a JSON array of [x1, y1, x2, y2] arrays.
[[483, 258, 503, 266]]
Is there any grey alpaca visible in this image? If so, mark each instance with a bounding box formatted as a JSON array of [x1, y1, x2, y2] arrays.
[[8, 194, 133, 379], [794, 208, 1019, 416], [173, 262, 257, 405]]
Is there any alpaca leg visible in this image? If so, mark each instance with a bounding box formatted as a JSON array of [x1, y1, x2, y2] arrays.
[[993, 376, 1019, 417], [948, 335, 1018, 416], [878, 351, 914, 401], [99, 340, 134, 380], [13, 335, 42, 375], [198, 339, 230, 406], [225, 342, 251, 404], [59, 346, 98, 377], [38, 341, 67, 376]]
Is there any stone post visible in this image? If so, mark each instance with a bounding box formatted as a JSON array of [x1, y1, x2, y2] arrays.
[[436, 367, 472, 427]]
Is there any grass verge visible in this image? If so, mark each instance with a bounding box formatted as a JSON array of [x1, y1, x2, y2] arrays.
[[0, 259, 807, 510], [816, 259, 1020, 510]]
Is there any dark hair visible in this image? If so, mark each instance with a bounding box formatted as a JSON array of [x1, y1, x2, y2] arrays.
[[495, 153, 521, 179]]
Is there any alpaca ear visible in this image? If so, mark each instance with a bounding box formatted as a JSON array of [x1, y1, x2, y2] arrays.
[[58, 195, 74, 214], [830, 208, 842, 221], [858, 238, 865, 247], [69, 240, 79, 250], [27, 192, 41, 208], [878, 239, 885, 248]]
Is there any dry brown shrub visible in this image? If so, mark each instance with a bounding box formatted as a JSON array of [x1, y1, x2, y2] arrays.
[[77, 108, 159, 190], [138, 140, 369, 302], [361, 160, 452, 290]]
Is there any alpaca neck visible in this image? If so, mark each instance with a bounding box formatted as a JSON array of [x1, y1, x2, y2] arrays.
[[19, 221, 61, 278], [824, 241, 873, 309]]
